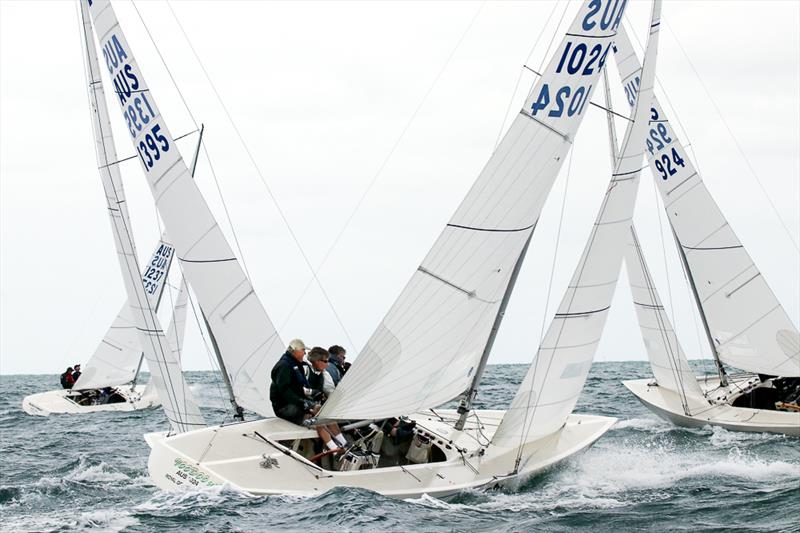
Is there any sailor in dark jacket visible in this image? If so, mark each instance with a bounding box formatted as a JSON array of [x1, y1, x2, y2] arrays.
[[270, 339, 312, 424]]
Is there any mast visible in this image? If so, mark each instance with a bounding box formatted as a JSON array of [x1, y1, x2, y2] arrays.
[[602, 68, 620, 163], [671, 226, 728, 387], [184, 124, 243, 420], [455, 230, 534, 430], [203, 312, 244, 420]]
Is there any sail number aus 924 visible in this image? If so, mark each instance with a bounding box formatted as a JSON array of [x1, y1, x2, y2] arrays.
[[647, 108, 686, 180]]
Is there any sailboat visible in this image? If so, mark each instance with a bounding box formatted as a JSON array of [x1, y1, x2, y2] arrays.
[[80, 0, 665, 496], [20, 238, 177, 416], [21, 0, 203, 423], [610, 28, 800, 435]]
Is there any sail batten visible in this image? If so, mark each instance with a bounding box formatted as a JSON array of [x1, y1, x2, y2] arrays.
[[320, 0, 632, 421], [612, 25, 800, 377]]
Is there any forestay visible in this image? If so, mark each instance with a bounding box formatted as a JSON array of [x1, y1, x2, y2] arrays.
[[74, 238, 175, 390], [613, 27, 800, 377], [320, 0, 631, 421], [492, 0, 662, 450], [80, 0, 204, 433], [86, 0, 286, 416], [625, 225, 706, 412]]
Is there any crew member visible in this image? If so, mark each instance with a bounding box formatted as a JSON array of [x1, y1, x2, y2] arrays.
[[326, 345, 348, 385], [60, 367, 75, 389], [270, 339, 311, 425]]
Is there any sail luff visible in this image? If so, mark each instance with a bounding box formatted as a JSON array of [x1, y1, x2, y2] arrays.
[[612, 25, 800, 377], [492, 0, 662, 452], [86, 0, 286, 416], [320, 0, 634, 422], [80, 0, 204, 432], [455, 229, 534, 430]]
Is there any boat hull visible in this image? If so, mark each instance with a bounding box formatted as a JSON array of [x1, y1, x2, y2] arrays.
[[21, 385, 159, 416], [145, 410, 615, 498], [623, 378, 800, 436]]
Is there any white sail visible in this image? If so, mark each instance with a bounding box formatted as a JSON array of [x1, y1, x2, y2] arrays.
[[80, 0, 204, 433], [74, 238, 175, 390], [320, 0, 632, 421], [624, 225, 707, 411], [492, 0, 662, 449], [86, 0, 285, 416], [143, 276, 190, 399], [613, 27, 800, 377]]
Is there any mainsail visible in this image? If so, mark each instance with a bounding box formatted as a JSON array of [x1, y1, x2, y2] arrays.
[[85, 0, 285, 416], [492, 0, 662, 449], [80, 0, 204, 433], [320, 0, 632, 421], [613, 26, 800, 378], [625, 225, 706, 412], [73, 238, 175, 390]]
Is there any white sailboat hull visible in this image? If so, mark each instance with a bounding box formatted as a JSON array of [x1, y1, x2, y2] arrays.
[[21, 384, 159, 416], [145, 410, 615, 498], [623, 377, 800, 436]]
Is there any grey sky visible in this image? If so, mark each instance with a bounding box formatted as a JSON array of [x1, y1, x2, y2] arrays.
[[1, 0, 798, 375]]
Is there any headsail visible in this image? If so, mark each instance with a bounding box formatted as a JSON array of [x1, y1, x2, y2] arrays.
[[492, 0, 662, 450], [613, 26, 800, 377], [73, 238, 175, 391], [625, 225, 706, 412], [80, 0, 204, 433], [85, 0, 285, 416], [143, 276, 190, 401], [320, 0, 631, 421]]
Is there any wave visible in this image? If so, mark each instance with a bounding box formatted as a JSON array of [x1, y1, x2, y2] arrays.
[[2, 509, 139, 533]]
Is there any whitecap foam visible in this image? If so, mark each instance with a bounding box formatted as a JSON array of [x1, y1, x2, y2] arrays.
[[708, 425, 786, 448], [2, 509, 139, 533], [66, 462, 130, 484], [135, 482, 258, 514]]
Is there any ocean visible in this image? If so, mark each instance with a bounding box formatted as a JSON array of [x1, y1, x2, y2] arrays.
[[1, 362, 798, 532]]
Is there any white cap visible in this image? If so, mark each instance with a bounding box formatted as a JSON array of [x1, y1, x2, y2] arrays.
[[288, 339, 307, 351]]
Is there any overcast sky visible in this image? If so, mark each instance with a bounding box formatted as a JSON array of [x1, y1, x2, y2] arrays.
[[1, 0, 798, 375]]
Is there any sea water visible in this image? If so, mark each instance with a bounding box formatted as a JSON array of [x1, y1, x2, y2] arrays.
[[1, 362, 798, 532]]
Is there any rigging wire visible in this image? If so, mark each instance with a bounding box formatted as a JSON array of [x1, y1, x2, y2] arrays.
[[163, 0, 357, 350], [492, 0, 563, 151], [661, 18, 799, 253], [131, 1, 238, 415], [235, 1, 491, 342], [131, 2, 252, 280], [512, 139, 576, 468]]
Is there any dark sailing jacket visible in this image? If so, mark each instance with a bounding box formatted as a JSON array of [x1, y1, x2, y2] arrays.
[[269, 352, 308, 411]]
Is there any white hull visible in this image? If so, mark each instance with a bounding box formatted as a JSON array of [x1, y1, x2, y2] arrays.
[[145, 410, 616, 498], [21, 384, 159, 416], [623, 377, 800, 436]]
